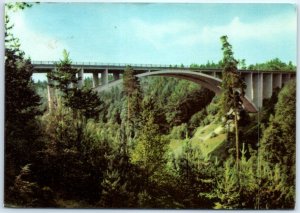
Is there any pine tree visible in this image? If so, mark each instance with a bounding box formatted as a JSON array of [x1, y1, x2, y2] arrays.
[[48, 50, 102, 120], [47, 50, 78, 98], [98, 156, 129, 208], [219, 35, 246, 167], [5, 3, 43, 204], [258, 80, 296, 209], [213, 156, 240, 209], [122, 66, 142, 137], [5, 3, 41, 137], [131, 97, 167, 186], [238, 144, 259, 208], [66, 88, 103, 119], [174, 140, 216, 208]]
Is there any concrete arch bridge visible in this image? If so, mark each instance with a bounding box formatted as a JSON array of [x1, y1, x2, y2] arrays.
[[32, 61, 296, 113]]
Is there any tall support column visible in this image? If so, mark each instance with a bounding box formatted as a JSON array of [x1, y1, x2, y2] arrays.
[[263, 73, 273, 99], [78, 68, 84, 89], [253, 73, 263, 109], [243, 73, 253, 101], [47, 75, 56, 112], [282, 74, 291, 86], [101, 69, 108, 85], [93, 73, 99, 87], [212, 71, 217, 78], [273, 73, 282, 89], [113, 72, 120, 80]]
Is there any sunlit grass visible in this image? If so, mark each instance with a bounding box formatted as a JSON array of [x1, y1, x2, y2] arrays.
[[168, 121, 226, 158], [168, 139, 183, 157], [199, 134, 226, 156]]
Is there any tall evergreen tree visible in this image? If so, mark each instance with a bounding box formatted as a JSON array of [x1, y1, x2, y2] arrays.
[[131, 97, 167, 186], [257, 80, 296, 209], [219, 35, 246, 167], [5, 2, 41, 136], [5, 3, 43, 204], [122, 66, 142, 137], [47, 50, 78, 98], [48, 50, 102, 120], [98, 155, 130, 208]]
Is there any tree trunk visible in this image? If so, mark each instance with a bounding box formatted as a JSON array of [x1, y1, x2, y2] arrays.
[[234, 109, 239, 170]]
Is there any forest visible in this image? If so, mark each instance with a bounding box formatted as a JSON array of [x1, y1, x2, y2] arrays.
[[4, 3, 296, 209]]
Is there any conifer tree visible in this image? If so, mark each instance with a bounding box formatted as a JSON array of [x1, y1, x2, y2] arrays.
[[213, 156, 240, 209], [5, 3, 43, 204], [48, 50, 102, 120], [131, 97, 167, 186], [66, 88, 103, 119], [5, 2, 41, 138], [98, 155, 129, 208], [258, 80, 296, 209], [122, 66, 142, 137], [219, 35, 246, 167], [47, 50, 78, 98]]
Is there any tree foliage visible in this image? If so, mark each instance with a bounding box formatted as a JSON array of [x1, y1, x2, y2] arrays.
[[5, 3, 43, 205], [131, 97, 168, 184], [219, 35, 247, 166], [248, 58, 296, 71], [48, 50, 102, 119], [47, 50, 78, 97], [122, 65, 143, 135]]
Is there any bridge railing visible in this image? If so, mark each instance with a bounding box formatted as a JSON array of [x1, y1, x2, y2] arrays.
[[31, 61, 190, 68]]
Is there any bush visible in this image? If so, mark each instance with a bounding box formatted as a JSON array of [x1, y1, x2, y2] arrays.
[[169, 123, 188, 139], [206, 96, 220, 116], [202, 117, 211, 126], [188, 109, 207, 131]]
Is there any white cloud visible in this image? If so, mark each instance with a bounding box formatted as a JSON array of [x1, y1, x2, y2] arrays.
[[131, 12, 296, 49], [9, 12, 68, 61]]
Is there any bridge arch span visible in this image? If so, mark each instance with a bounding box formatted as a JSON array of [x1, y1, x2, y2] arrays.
[[95, 70, 258, 113]]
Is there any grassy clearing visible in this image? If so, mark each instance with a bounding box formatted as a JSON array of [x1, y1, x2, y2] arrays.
[[168, 121, 226, 158], [199, 134, 226, 156]]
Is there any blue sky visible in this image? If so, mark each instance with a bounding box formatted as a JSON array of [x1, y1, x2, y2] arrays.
[[8, 3, 297, 67]]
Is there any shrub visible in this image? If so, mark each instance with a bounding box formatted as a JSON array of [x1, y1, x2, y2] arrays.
[[188, 109, 207, 131], [169, 123, 188, 139]]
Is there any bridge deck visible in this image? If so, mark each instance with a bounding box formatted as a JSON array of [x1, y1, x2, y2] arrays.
[[31, 61, 296, 74]]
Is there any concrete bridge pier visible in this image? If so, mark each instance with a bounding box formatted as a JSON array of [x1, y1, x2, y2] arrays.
[[282, 73, 291, 86], [93, 73, 99, 87], [47, 75, 56, 112], [101, 69, 109, 85], [78, 68, 84, 88], [252, 73, 263, 108], [273, 73, 282, 89], [263, 73, 273, 99], [243, 73, 253, 101]]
